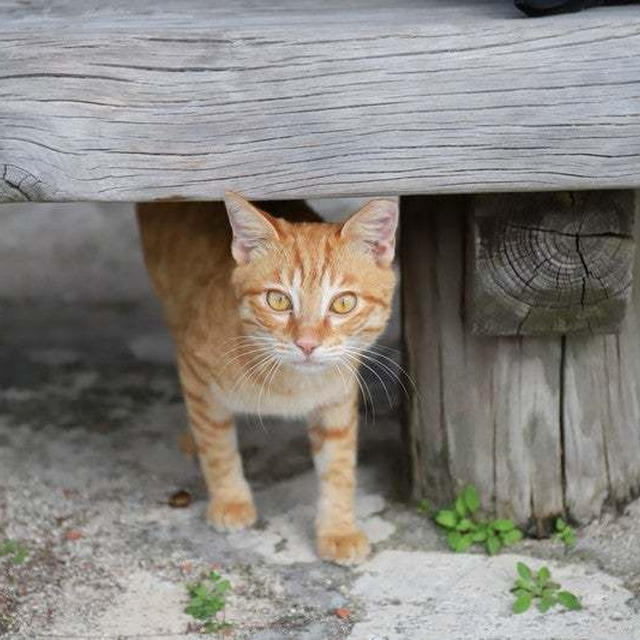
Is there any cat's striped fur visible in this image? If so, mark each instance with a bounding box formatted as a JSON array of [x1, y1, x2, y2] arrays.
[[137, 193, 397, 565]]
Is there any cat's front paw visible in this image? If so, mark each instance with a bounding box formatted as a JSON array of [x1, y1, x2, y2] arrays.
[[316, 528, 371, 566], [207, 499, 257, 532]]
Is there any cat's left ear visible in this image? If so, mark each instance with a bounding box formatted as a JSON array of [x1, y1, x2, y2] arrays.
[[224, 191, 280, 264], [341, 199, 399, 267]]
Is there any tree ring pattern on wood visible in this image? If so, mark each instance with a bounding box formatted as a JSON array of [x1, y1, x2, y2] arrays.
[[468, 191, 635, 335], [0, 164, 61, 202]]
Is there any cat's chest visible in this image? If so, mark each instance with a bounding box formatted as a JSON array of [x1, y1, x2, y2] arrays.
[[210, 369, 348, 418]]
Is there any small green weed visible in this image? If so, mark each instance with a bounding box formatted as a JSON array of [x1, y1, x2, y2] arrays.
[[430, 486, 523, 554], [416, 499, 431, 515], [0, 539, 28, 565], [185, 570, 232, 634], [511, 561, 582, 614], [553, 518, 577, 548]]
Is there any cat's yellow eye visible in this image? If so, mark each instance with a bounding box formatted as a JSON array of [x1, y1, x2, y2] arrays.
[[266, 290, 292, 312], [330, 292, 357, 315]]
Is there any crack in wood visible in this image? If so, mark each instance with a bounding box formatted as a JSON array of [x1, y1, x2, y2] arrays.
[[0, 164, 61, 202], [1, 164, 31, 201], [470, 191, 635, 335], [506, 222, 632, 241], [559, 335, 568, 515]]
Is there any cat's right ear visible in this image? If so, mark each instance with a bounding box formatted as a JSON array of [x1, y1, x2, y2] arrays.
[[223, 191, 280, 264]]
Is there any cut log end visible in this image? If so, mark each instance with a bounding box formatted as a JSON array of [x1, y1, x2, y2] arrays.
[[468, 191, 636, 336]]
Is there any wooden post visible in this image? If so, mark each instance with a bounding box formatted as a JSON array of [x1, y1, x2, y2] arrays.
[[401, 192, 640, 534]]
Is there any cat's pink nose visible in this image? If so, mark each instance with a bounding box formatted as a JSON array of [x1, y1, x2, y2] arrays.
[[295, 336, 319, 356]]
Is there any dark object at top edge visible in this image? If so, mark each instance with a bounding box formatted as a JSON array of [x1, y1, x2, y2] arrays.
[[515, 0, 639, 17]]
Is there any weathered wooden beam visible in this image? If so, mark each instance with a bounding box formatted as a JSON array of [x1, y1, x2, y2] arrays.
[[402, 192, 640, 533], [1, 1, 640, 202], [467, 191, 635, 335]]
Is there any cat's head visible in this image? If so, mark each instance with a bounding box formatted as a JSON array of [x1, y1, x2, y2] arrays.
[[224, 192, 398, 371]]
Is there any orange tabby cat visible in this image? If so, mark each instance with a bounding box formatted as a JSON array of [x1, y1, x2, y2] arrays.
[[136, 193, 397, 565]]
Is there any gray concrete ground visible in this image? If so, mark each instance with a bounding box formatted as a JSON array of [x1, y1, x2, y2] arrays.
[[2, 203, 640, 639]]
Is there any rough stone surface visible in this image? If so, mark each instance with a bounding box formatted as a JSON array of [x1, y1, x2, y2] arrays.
[[350, 551, 640, 640]]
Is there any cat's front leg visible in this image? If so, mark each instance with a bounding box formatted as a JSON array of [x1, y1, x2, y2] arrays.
[[308, 392, 370, 566], [178, 351, 256, 532]]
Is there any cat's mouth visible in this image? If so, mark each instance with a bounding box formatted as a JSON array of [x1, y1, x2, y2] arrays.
[[289, 358, 330, 372]]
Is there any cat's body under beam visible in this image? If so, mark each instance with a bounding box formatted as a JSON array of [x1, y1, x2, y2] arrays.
[[137, 194, 398, 565]]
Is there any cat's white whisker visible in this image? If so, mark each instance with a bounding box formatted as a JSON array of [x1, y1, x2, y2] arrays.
[[256, 356, 281, 433], [339, 357, 375, 427], [220, 343, 271, 363], [364, 354, 414, 401], [345, 346, 411, 403], [353, 342, 419, 396], [344, 350, 393, 408], [353, 341, 414, 376], [342, 355, 375, 408], [218, 334, 274, 352], [243, 355, 279, 433], [221, 340, 272, 356], [333, 363, 348, 390], [230, 352, 275, 395], [366, 343, 401, 356], [218, 346, 276, 380], [221, 345, 275, 370]]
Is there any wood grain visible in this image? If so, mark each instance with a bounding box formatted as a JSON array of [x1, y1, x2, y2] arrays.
[[468, 191, 635, 335], [403, 192, 640, 531], [492, 337, 563, 532], [402, 195, 562, 532], [1, 0, 640, 201], [563, 193, 640, 520], [401, 196, 455, 504]]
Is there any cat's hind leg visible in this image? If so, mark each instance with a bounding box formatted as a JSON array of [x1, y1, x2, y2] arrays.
[[308, 392, 370, 565], [178, 350, 256, 532]]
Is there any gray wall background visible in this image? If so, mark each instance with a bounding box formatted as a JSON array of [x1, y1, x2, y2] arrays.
[[0, 199, 380, 304]]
